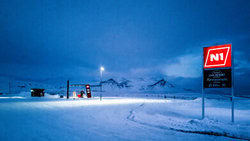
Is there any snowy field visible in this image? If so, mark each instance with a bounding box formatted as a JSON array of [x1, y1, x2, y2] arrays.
[[0, 93, 249, 141]]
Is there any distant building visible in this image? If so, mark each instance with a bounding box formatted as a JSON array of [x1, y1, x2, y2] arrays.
[[31, 88, 45, 97]]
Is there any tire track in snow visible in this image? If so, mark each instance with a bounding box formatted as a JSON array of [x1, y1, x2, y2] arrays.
[[126, 103, 249, 141], [127, 103, 144, 121]]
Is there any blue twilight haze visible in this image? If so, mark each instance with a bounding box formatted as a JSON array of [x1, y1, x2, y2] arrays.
[[0, 0, 250, 93]]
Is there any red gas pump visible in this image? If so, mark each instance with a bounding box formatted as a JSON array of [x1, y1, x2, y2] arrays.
[[77, 91, 85, 98], [85, 84, 91, 98]]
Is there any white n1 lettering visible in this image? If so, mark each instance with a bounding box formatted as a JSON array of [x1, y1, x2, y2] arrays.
[[210, 53, 223, 61]]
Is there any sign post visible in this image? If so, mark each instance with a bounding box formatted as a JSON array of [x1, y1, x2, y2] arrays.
[[231, 46, 234, 122], [202, 44, 234, 122], [202, 54, 205, 119]]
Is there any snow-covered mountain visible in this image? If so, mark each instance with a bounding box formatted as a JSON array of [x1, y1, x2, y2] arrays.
[[0, 74, 202, 96], [101, 78, 132, 89], [98, 77, 196, 93], [148, 79, 175, 89]]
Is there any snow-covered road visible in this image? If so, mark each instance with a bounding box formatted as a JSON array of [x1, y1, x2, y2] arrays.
[[0, 96, 249, 141]]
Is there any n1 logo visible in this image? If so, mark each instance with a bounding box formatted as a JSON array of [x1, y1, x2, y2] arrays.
[[204, 44, 232, 69], [210, 53, 223, 61]]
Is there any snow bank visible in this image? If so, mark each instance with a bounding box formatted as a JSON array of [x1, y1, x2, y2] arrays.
[[128, 98, 250, 140], [0, 94, 249, 141]]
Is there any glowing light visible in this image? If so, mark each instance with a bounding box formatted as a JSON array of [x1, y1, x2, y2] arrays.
[[0, 96, 25, 99], [100, 66, 105, 72], [42, 98, 171, 107]]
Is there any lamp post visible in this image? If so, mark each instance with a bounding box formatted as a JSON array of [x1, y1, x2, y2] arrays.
[[100, 66, 104, 101]]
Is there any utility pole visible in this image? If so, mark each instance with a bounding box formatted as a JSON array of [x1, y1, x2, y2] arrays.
[[67, 80, 69, 99]]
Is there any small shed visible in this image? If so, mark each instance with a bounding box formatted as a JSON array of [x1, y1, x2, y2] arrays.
[[31, 88, 45, 97]]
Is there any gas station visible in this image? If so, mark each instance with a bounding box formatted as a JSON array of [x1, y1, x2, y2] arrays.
[[66, 81, 93, 99]]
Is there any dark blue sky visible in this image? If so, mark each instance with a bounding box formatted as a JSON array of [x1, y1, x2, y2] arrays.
[[0, 0, 250, 91]]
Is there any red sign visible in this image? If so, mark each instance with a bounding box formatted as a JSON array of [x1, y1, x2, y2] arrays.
[[204, 44, 231, 69], [85, 84, 91, 98]]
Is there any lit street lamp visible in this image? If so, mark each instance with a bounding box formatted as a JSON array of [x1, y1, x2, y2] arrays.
[[100, 66, 105, 101]]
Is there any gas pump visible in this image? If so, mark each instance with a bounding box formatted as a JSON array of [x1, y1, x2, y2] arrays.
[[85, 84, 91, 98], [78, 91, 85, 98]]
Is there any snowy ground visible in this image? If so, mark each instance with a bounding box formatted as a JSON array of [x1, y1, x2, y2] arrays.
[[0, 93, 249, 141]]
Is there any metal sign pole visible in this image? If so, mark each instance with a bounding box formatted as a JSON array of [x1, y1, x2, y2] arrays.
[[202, 70, 205, 119], [202, 49, 205, 119], [231, 45, 234, 123]]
